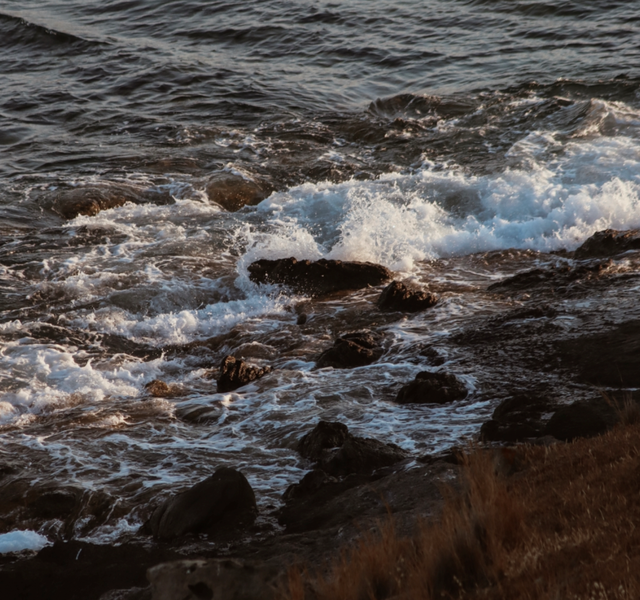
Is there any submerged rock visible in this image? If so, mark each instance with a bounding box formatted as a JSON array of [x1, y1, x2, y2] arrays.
[[217, 355, 272, 392], [247, 257, 392, 296], [50, 184, 173, 220], [574, 228, 640, 259], [395, 371, 467, 404], [147, 467, 257, 541], [377, 280, 438, 312], [316, 332, 383, 369], [206, 173, 272, 212]]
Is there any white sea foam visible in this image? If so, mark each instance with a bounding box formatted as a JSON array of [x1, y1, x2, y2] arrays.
[[0, 530, 50, 554]]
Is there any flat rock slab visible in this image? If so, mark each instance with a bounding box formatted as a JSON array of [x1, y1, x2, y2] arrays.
[[247, 257, 391, 296], [395, 371, 468, 404], [147, 467, 257, 541], [147, 558, 280, 600], [377, 280, 438, 312]]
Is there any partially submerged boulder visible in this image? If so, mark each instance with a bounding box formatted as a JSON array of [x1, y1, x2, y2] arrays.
[[217, 355, 272, 393], [395, 371, 468, 404], [144, 380, 183, 398], [378, 281, 438, 312], [247, 257, 392, 296], [574, 228, 640, 259], [316, 332, 383, 369], [206, 173, 271, 212], [147, 467, 257, 540], [295, 420, 408, 477]]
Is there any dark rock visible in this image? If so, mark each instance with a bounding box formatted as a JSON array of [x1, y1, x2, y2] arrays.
[[282, 469, 338, 502], [480, 394, 556, 443], [206, 173, 271, 212], [295, 421, 407, 477], [217, 356, 272, 393], [147, 467, 257, 541], [544, 398, 618, 442], [296, 313, 307, 325], [395, 371, 467, 404], [574, 228, 640, 259], [298, 421, 349, 461], [316, 332, 383, 369], [559, 320, 640, 387], [247, 257, 392, 296], [488, 268, 551, 292], [147, 558, 281, 600], [377, 280, 438, 312]]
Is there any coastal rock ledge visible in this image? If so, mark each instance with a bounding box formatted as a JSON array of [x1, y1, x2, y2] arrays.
[[247, 257, 392, 296]]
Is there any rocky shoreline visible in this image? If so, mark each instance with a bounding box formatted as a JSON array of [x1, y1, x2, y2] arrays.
[[2, 228, 640, 599]]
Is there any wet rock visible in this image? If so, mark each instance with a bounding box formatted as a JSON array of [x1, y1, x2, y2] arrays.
[[488, 268, 550, 292], [50, 185, 173, 220], [316, 332, 383, 369], [574, 228, 640, 259], [247, 257, 392, 296], [144, 380, 182, 399], [395, 371, 467, 404], [377, 280, 438, 312], [559, 320, 640, 387], [205, 173, 271, 212], [295, 421, 408, 477], [480, 394, 556, 443], [282, 469, 338, 502], [543, 398, 618, 442], [217, 355, 272, 393], [147, 558, 280, 600], [147, 467, 257, 541], [298, 421, 349, 461], [296, 313, 307, 325]]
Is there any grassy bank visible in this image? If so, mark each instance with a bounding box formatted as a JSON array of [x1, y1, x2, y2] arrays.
[[279, 421, 640, 599]]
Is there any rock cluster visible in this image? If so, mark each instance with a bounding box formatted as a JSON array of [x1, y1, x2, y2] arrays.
[[377, 280, 438, 312]]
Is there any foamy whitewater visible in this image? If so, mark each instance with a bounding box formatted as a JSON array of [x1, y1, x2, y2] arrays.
[[1, 0, 640, 545]]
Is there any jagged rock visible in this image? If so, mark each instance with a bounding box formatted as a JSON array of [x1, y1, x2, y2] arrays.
[[543, 398, 618, 442], [147, 558, 280, 600], [298, 421, 349, 461], [377, 281, 438, 312], [217, 355, 272, 393], [395, 371, 467, 404], [574, 228, 640, 259], [144, 380, 182, 398], [295, 421, 407, 477], [147, 467, 257, 541], [316, 332, 383, 369], [480, 394, 556, 443], [206, 173, 271, 212], [247, 257, 392, 296]]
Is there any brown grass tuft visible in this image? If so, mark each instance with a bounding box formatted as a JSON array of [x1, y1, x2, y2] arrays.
[[278, 422, 640, 599]]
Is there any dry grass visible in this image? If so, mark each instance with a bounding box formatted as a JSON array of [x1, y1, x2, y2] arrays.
[[278, 422, 640, 600]]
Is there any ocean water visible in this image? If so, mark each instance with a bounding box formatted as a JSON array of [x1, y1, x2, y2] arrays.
[[1, 0, 640, 543]]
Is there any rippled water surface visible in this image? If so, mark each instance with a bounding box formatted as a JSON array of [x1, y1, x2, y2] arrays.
[[1, 0, 640, 543]]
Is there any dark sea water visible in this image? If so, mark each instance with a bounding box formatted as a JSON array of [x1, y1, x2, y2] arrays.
[[1, 0, 640, 548]]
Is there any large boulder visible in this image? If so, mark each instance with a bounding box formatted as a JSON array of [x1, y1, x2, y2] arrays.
[[480, 394, 556, 443], [377, 281, 438, 312], [295, 421, 407, 477], [574, 228, 640, 259], [316, 332, 383, 369], [543, 398, 618, 442], [247, 257, 392, 296], [147, 467, 257, 541], [217, 355, 272, 393], [206, 173, 272, 212], [395, 371, 467, 404]]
